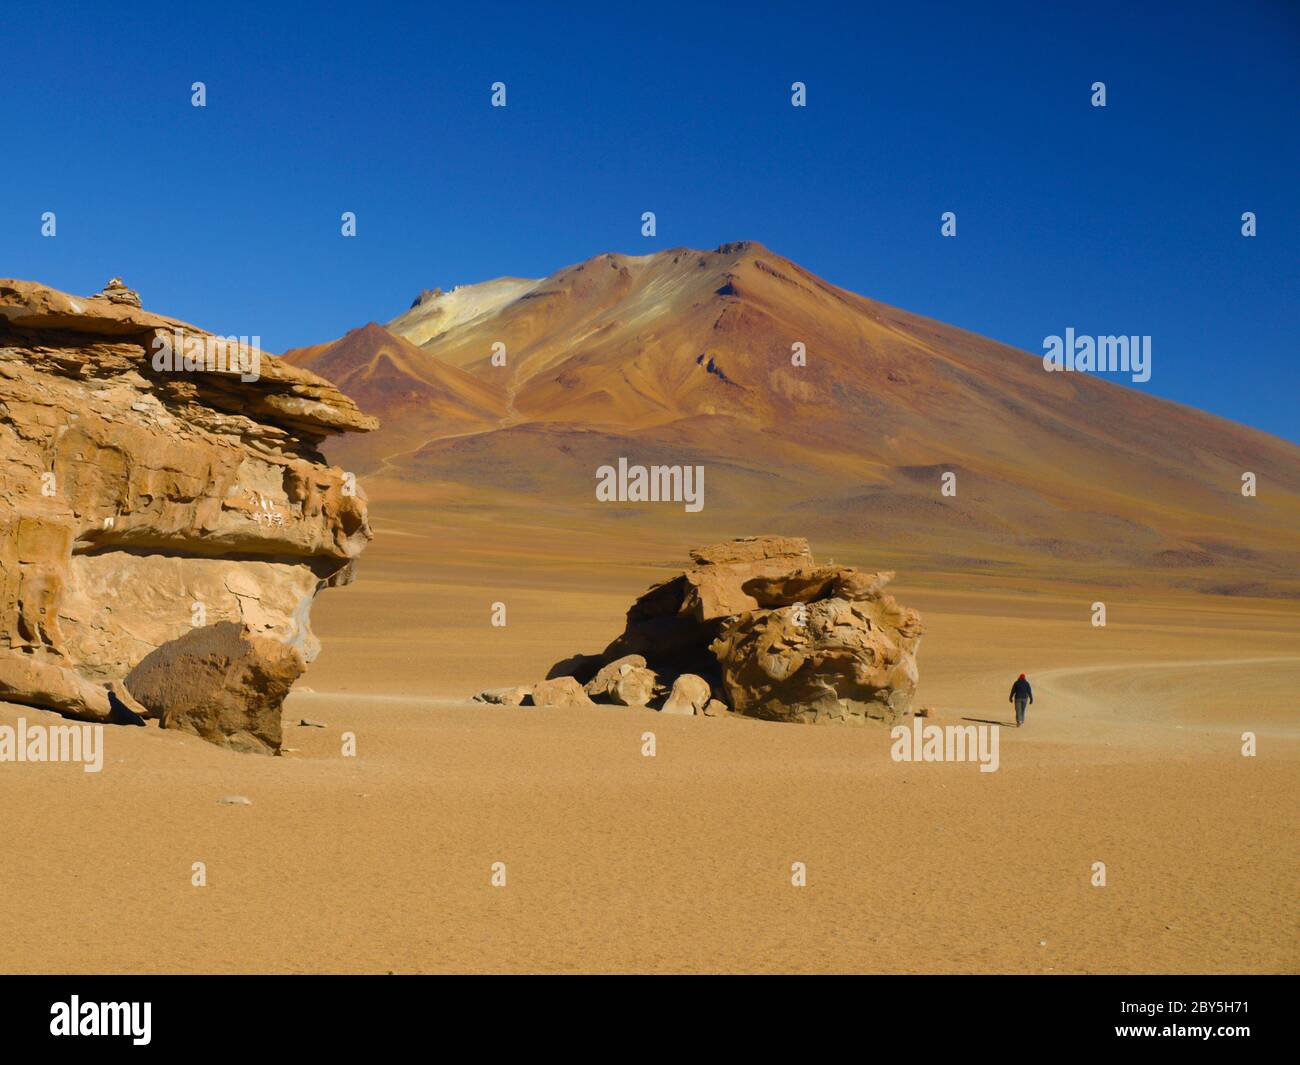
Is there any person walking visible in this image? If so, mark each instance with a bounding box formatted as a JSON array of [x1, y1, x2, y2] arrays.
[[1009, 673, 1033, 727]]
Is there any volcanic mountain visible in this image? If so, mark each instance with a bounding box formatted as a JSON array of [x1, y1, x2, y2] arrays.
[[281, 242, 1300, 595]]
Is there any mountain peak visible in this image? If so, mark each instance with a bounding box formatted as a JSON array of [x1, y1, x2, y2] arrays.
[[282, 246, 1300, 593], [713, 239, 771, 256], [409, 287, 444, 309]]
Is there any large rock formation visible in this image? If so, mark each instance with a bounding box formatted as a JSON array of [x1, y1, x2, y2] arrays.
[[0, 278, 376, 738], [710, 591, 921, 724], [551, 536, 923, 724]]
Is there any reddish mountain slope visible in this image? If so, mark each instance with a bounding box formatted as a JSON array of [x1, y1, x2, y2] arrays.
[[282, 322, 505, 466], [281, 243, 1300, 594]]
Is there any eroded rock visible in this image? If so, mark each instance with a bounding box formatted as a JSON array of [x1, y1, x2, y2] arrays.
[[0, 279, 375, 745], [547, 536, 922, 726], [711, 594, 921, 725]]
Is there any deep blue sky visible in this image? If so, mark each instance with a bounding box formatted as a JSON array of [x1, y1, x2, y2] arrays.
[[4, 1, 1297, 441]]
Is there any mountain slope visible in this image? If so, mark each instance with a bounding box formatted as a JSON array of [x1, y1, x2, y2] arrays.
[[282, 322, 506, 465], [280, 242, 1300, 594]]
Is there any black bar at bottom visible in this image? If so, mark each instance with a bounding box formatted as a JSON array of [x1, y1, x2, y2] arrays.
[[0, 974, 1289, 1051]]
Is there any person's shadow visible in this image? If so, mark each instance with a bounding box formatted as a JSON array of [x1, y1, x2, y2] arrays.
[[961, 716, 1010, 727]]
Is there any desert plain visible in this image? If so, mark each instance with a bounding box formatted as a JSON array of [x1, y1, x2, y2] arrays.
[[2, 480, 1296, 974]]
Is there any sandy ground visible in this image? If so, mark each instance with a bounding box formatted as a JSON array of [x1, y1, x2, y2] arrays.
[[2, 500, 1297, 974]]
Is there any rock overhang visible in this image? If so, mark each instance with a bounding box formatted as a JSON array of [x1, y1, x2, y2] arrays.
[[0, 278, 377, 739]]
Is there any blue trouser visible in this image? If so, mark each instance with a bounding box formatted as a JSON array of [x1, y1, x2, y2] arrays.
[[1014, 696, 1029, 725]]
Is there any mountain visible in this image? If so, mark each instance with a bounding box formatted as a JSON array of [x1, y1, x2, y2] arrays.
[[283, 321, 506, 467], [280, 242, 1300, 595]]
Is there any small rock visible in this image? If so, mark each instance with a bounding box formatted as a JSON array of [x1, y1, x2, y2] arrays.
[[218, 795, 251, 806], [298, 718, 327, 728], [472, 686, 531, 706], [585, 656, 656, 706], [530, 676, 594, 708], [661, 674, 711, 716]]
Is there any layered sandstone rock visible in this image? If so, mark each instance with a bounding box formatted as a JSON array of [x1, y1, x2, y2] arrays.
[[551, 536, 922, 725], [0, 279, 375, 736]]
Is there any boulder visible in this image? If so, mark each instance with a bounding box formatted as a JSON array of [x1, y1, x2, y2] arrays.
[[661, 674, 711, 716], [610, 667, 657, 706], [584, 655, 656, 706], [124, 621, 304, 754], [0, 279, 374, 740], [530, 676, 594, 708]]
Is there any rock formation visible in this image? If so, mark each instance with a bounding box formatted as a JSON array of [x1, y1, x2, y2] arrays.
[[0, 279, 376, 746], [496, 536, 923, 723]]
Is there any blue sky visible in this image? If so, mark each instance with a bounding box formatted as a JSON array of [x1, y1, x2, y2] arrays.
[[4, 0, 1297, 440]]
